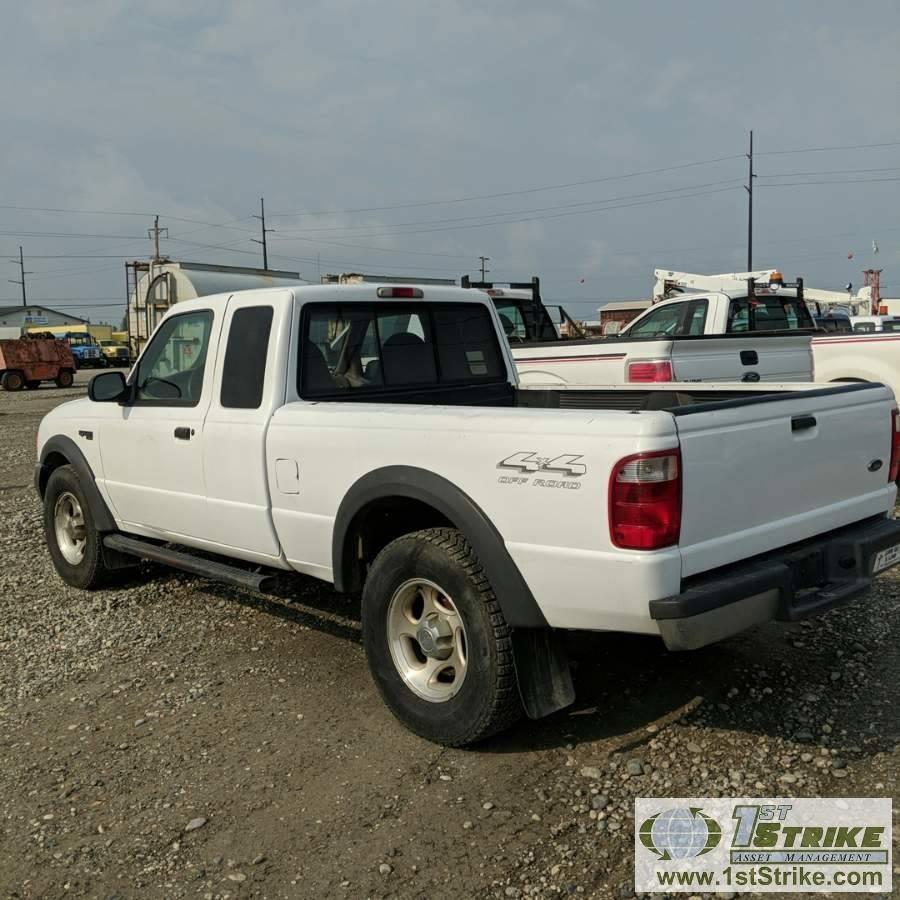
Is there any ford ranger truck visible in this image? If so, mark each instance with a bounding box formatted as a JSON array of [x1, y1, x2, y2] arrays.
[[34, 284, 900, 746]]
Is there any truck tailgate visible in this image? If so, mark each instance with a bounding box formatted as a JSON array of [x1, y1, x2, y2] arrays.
[[674, 383, 896, 578], [670, 334, 813, 383]]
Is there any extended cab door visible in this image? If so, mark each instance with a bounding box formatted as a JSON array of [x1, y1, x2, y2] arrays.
[[98, 307, 219, 538], [200, 291, 292, 559]]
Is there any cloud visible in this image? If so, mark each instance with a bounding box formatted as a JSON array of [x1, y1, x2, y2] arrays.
[[1, 0, 899, 313]]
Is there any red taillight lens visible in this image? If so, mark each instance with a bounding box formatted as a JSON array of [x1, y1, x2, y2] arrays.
[[376, 286, 424, 298], [889, 408, 900, 482], [609, 450, 681, 550], [627, 360, 674, 383]]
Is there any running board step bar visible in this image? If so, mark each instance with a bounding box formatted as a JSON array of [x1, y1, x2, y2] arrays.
[[103, 534, 277, 592]]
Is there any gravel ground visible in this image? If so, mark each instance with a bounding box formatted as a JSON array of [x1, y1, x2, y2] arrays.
[[0, 373, 897, 899]]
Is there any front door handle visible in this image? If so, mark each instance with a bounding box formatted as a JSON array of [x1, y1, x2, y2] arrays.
[[740, 350, 759, 365], [174, 427, 193, 440]]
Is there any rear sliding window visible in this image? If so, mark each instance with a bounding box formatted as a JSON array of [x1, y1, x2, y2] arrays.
[[220, 306, 273, 408], [300, 302, 505, 397], [726, 297, 814, 332]]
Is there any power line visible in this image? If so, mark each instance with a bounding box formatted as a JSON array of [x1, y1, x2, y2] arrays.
[[265, 153, 746, 219], [273, 179, 746, 237], [0, 299, 125, 306], [0, 204, 258, 233], [757, 176, 900, 187], [758, 166, 900, 179], [268, 185, 744, 241], [8, 246, 31, 306], [251, 197, 274, 269], [0, 230, 147, 239], [757, 139, 900, 156]]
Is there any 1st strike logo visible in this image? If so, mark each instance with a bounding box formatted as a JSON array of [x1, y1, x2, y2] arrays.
[[497, 452, 586, 490]]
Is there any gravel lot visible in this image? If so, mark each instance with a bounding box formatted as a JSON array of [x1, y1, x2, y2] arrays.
[[1, 372, 898, 899]]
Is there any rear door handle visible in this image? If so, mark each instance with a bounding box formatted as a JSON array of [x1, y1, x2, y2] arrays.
[[740, 350, 759, 365], [792, 415, 817, 432], [174, 426, 193, 440]]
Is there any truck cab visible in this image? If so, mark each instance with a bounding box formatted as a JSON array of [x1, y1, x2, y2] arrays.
[[52, 331, 106, 369], [460, 275, 584, 342]]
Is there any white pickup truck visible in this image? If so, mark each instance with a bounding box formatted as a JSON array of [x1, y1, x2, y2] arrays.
[[35, 283, 900, 746], [621, 288, 900, 400], [461, 278, 814, 388]]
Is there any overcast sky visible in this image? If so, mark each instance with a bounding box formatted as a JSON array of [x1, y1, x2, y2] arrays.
[[2, 0, 899, 322]]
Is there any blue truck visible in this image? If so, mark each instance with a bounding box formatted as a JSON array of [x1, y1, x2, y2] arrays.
[[50, 332, 106, 369]]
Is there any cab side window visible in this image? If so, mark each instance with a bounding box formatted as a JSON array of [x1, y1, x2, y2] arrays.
[[493, 300, 527, 341], [134, 310, 213, 405], [627, 304, 684, 338]]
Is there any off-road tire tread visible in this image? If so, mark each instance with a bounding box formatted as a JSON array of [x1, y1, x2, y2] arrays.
[[44, 465, 115, 590], [367, 526, 522, 746]]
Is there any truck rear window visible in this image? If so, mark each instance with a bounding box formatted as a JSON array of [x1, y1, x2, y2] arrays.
[[727, 297, 814, 332], [300, 302, 505, 397]]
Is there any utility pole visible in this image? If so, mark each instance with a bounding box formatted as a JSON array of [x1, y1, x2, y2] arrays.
[[8, 246, 32, 307], [745, 130, 755, 271], [478, 255, 490, 281], [147, 215, 168, 262], [252, 197, 275, 270]]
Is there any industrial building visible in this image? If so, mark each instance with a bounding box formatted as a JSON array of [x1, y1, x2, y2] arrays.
[[126, 260, 302, 352], [0, 304, 88, 339]]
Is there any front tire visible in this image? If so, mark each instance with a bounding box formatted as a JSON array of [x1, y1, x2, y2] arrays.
[[55, 369, 74, 388], [362, 527, 522, 746], [43, 465, 115, 589], [1, 370, 25, 391]]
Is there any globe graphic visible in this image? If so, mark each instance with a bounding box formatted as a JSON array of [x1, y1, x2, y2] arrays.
[[642, 808, 721, 860]]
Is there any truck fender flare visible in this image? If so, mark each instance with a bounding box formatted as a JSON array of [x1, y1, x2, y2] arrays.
[[36, 435, 118, 532], [332, 465, 549, 629]]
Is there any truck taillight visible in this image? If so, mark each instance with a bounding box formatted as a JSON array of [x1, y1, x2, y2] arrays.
[[890, 408, 900, 482], [627, 360, 673, 383], [609, 450, 681, 550]]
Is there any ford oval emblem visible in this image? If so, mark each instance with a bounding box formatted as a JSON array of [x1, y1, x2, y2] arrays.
[[868, 459, 883, 472]]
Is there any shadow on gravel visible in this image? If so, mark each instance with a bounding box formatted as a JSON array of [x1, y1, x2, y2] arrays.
[[171, 571, 898, 761], [200, 575, 363, 645]]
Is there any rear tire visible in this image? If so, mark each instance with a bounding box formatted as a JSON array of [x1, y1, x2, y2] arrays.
[[1, 370, 25, 391], [25, 380, 41, 390], [55, 369, 74, 388], [43, 465, 115, 589], [361, 527, 522, 746]]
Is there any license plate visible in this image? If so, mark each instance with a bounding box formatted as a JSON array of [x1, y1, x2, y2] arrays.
[[873, 542, 900, 573]]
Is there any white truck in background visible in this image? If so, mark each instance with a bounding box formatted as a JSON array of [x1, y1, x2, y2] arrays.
[[34, 283, 900, 746], [632, 272, 900, 400], [461, 275, 814, 388]]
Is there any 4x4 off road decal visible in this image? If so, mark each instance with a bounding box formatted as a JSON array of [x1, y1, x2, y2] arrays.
[[497, 452, 585, 490]]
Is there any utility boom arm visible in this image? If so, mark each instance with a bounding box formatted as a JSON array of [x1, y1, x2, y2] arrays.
[[653, 268, 776, 301]]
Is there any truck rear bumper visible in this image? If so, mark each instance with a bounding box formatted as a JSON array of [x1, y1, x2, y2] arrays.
[[651, 516, 900, 651]]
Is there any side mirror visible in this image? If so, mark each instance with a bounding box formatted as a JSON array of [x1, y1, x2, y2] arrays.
[[89, 370, 128, 403]]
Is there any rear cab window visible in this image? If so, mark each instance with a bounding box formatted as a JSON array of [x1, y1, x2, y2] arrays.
[[300, 302, 506, 398], [726, 296, 814, 333]]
